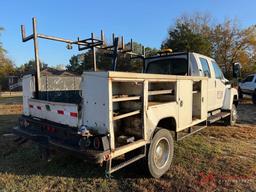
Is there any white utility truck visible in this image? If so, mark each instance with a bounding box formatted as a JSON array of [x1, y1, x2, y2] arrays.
[[14, 18, 239, 178]]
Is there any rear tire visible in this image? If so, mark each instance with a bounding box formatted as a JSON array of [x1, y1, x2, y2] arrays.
[[224, 104, 237, 126], [252, 91, 256, 105], [238, 88, 243, 99], [147, 129, 174, 178]]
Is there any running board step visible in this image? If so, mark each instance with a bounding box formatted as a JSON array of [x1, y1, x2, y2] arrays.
[[109, 154, 145, 174], [176, 124, 207, 141], [207, 112, 230, 124]]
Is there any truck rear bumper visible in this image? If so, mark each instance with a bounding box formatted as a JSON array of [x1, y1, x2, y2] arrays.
[[13, 126, 109, 164]]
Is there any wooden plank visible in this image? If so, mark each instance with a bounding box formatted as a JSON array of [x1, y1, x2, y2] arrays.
[[111, 139, 146, 158], [112, 96, 140, 102], [148, 89, 173, 96], [113, 110, 141, 121]]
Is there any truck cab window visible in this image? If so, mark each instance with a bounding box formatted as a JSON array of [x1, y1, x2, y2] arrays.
[[190, 54, 199, 76], [146, 58, 188, 75], [199, 58, 211, 77], [212, 61, 223, 79]]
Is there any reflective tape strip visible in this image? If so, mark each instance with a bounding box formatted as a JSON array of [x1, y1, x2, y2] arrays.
[[55, 110, 78, 118], [70, 112, 78, 117], [57, 110, 64, 115]]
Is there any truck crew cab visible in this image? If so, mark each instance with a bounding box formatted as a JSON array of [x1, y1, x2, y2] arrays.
[[144, 51, 238, 123], [14, 19, 239, 178]]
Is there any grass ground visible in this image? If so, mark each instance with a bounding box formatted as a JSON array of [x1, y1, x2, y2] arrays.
[[0, 96, 22, 104], [0, 96, 255, 192]]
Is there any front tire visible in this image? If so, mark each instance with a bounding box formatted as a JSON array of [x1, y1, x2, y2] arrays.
[[224, 104, 238, 126], [147, 129, 174, 178]]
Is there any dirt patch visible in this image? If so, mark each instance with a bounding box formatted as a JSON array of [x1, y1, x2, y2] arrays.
[[0, 105, 23, 115], [0, 95, 23, 115]]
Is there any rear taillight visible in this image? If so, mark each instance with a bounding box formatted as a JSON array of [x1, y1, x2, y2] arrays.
[[47, 126, 56, 133]]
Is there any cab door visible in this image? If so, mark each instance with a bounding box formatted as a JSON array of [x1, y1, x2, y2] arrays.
[[211, 61, 226, 108], [198, 57, 216, 111]]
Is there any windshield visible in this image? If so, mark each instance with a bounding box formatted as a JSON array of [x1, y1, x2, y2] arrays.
[[146, 58, 188, 75]]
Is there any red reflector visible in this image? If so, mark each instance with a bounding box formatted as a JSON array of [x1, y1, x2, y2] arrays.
[[57, 110, 64, 115], [29, 104, 33, 108], [93, 137, 101, 149], [37, 106, 41, 110], [70, 112, 78, 117], [47, 126, 55, 133]]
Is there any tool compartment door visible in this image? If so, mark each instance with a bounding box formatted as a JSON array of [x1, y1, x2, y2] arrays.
[[177, 80, 192, 131]]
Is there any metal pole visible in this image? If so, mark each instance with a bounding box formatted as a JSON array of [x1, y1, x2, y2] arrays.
[[112, 33, 115, 45], [112, 37, 119, 71], [131, 39, 133, 52], [121, 36, 124, 50], [142, 46, 145, 57], [101, 30, 105, 47], [32, 17, 40, 98], [91, 33, 97, 71]]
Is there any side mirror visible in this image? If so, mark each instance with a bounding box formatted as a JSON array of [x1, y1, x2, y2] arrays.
[[233, 63, 242, 78]]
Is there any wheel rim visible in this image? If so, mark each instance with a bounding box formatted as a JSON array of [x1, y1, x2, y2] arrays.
[[153, 137, 170, 169]]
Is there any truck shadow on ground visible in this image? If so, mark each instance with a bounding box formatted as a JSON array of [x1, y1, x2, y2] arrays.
[[0, 114, 149, 179], [0, 137, 150, 179]]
